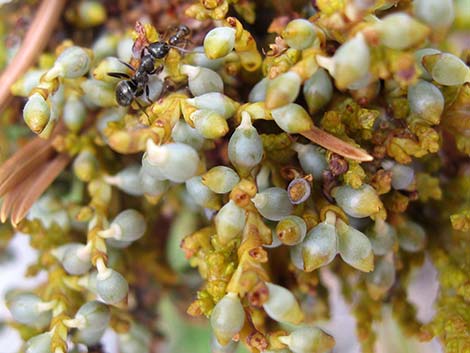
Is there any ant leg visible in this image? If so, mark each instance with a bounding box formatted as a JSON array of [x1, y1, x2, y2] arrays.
[[118, 60, 135, 72], [145, 85, 153, 104], [149, 65, 164, 75], [169, 45, 193, 54], [135, 98, 150, 118], [107, 72, 131, 79]]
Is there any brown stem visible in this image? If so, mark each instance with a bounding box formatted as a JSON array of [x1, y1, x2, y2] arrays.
[[301, 126, 374, 162], [0, 0, 67, 112]]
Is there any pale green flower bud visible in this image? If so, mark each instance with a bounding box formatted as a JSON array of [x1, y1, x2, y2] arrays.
[[276, 215, 307, 246], [282, 19, 317, 50], [263, 282, 304, 324], [397, 219, 426, 252], [265, 71, 302, 109], [81, 79, 117, 107], [46, 46, 92, 79], [139, 169, 170, 198], [117, 37, 134, 62], [11, 69, 46, 97], [422, 52, 470, 86], [93, 56, 132, 83], [146, 140, 200, 183], [73, 150, 98, 182], [415, 48, 440, 80], [105, 164, 143, 196], [210, 292, 245, 346], [279, 327, 335, 353], [6, 292, 51, 328], [202, 166, 240, 194], [204, 27, 236, 59], [190, 109, 229, 139], [366, 256, 395, 300], [186, 176, 221, 210], [376, 13, 430, 50], [172, 119, 205, 151], [92, 33, 119, 62], [292, 143, 328, 180], [228, 112, 264, 175], [23, 92, 51, 134], [119, 323, 151, 353], [414, 0, 454, 33], [365, 219, 397, 256], [291, 221, 337, 271], [141, 152, 167, 181], [271, 103, 314, 133], [215, 200, 246, 244], [68, 301, 110, 344], [211, 334, 238, 353], [252, 187, 293, 221], [97, 268, 129, 304], [181, 65, 224, 96], [382, 161, 415, 191], [248, 78, 268, 103], [188, 46, 224, 70], [303, 68, 333, 114], [332, 184, 382, 218], [54, 243, 92, 275], [25, 332, 52, 353], [336, 219, 374, 272], [408, 80, 444, 125], [187, 92, 239, 119], [75, 1, 107, 28], [63, 95, 87, 132], [99, 209, 147, 242]]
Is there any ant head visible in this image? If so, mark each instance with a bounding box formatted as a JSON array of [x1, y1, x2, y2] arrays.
[[147, 41, 170, 60], [178, 25, 190, 36]]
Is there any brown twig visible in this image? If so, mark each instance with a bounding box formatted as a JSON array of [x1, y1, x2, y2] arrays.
[[0, 0, 67, 113], [301, 126, 373, 162]]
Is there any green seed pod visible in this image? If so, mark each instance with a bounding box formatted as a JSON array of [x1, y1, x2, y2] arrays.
[[303, 68, 333, 114], [100, 209, 147, 242], [292, 143, 328, 180], [252, 187, 293, 221], [188, 46, 225, 70], [146, 140, 200, 183], [11, 69, 46, 97], [215, 200, 246, 244], [248, 78, 268, 103], [276, 215, 307, 246], [397, 219, 426, 252], [265, 71, 302, 109], [6, 292, 51, 328], [228, 112, 264, 175], [105, 164, 143, 196], [93, 56, 132, 83], [202, 166, 240, 194], [263, 282, 304, 324], [376, 13, 430, 50], [139, 169, 170, 198], [46, 46, 92, 79], [407, 80, 444, 125], [96, 268, 129, 304], [414, 0, 454, 34], [415, 48, 440, 80], [172, 119, 205, 151], [167, 208, 199, 272], [204, 27, 236, 59], [271, 103, 314, 133], [75, 1, 107, 27], [190, 109, 229, 139], [92, 33, 119, 62], [279, 327, 335, 353], [336, 219, 374, 272], [186, 176, 221, 210], [332, 184, 381, 218], [211, 334, 238, 353], [119, 323, 151, 353], [63, 95, 87, 132], [365, 219, 397, 256], [422, 52, 470, 86], [81, 79, 117, 107], [181, 65, 224, 96], [187, 92, 239, 119], [54, 243, 92, 275], [382, 161, 415, 191], [321, 33, 370, 90], [290, 221, 337, 271], [282, 19, 317, 50], [23, 92, 51, 135], [210, 292, 245, 346], [25, 332, 52, 353], [366, 256, 396, 300], [73, 150, 98, 182]]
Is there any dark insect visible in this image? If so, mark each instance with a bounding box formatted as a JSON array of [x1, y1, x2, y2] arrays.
[[108, 25, 192, 111]]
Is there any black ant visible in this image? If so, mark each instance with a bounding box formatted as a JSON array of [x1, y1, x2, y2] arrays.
[[108, 25, 191, 111]]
